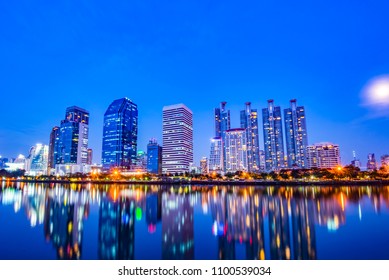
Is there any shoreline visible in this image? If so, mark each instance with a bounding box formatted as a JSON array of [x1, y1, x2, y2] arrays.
[[3, 179, 389, 186]]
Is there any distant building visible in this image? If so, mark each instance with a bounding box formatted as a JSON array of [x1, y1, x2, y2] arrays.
[[26, 144, 49, 176], [200, 157, 208, 174], [284, 99, 309, 168], [350, 151, 361, 169], [367, 153, 377, 171], [262, 100, 285, 171], [57, 106, 90, 165], [209, 137, 223, 173], [225, 128, 247, 173], [135, 150, 147, 172], [381, 155, 389, 168], [240, 102, 260, 173], [0, 157, 9, 169], [102, 98, 138, 170], [4, 154, 26, 171], [162, 104, 193, 175], [307, 143, 341, 169], [259, 150, 265, 171], [147, 139, 162, 174], [87, 149, 93, 165]]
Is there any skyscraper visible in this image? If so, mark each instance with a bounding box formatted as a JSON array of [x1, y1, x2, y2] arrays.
[[240, 102, 260, 173], [57, 106, 89, 165], [213, 102, 231, 173], [27, 144, 49, 176], [87, 148, 93, 165], [162, 104, 193, 174], [147, 139, 162, 174], [224, 128, 248, 173], [102, 98, 138, 170], [200, 157, 208, 174], [209, 137, 223, 173], [307, 142, 341, 169], [48, 126, 60, 171], [367, 153, 377, 171], [284, 99, 309, 168], [262, 100, 285, 171]]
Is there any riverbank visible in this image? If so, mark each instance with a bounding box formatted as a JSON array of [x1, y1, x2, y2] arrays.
[[3, 178, 389, 186]]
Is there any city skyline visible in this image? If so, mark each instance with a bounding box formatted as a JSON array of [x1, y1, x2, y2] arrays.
[[1, 1, 389, 166]]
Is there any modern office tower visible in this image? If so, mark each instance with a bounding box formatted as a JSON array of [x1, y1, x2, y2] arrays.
[[27, 144, 49, 176], [87, 149, 93, 165], [284, 99, 309, 169], [214, 102, 231, 138], [48, 126, 60, 170], [262, 100, 285, 171], [147, 139, 162, 174], [224, 128, 248, 173], [57, 106, 90, 165], [307, 142, 341, 169], [214, 102, 231, 171], [102, 98, 138, 170], [162, 104, 193, 174], [367, 153, 377, 171], [381, 155, 389, 168], [200, 157, 208, 174], [351, 151, 361, 168], [240, 102, 260, 173], [135, 150, 147, 171], [209, 137, 223, 173]]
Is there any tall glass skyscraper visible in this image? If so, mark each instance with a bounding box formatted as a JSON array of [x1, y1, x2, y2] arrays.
[[214, 102, 230, 172], [102, 98, 138, 170], [57, 106, 89, 165], [147, 139, 162, 174], [262, 100, 285, 171], [162, 104, 193, 174], [240, 102, 260, 173], [284, 99, 308, 168]]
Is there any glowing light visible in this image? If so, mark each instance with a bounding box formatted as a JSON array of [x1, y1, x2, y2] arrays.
[[136, 207, 142, 220], [362, 75, 389, 107]]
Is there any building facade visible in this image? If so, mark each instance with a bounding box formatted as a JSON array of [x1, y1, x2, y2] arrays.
[[57, 106, 90, 165], [214, 102, 231, 172], [147, 139, 162, 174], [162, 104, 193, 174], [284, 99, 308, 168], [48, 126, 60, 171], [240, 102, 260, 173], [200, 157, 208, 174], [262, 100, 285, 171], [224, 128, 247, 173], [102, 98, 138, 170], [367, 153, 377, 171], [27, 144, 49, 176], [209, 137, 223, 173], [307, 143, 341, 169]]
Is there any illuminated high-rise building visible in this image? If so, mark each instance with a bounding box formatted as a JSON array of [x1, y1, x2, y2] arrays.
[[57, 106, 89, 165], [27, 143, 49, 176], [262, 100, 285, 171], [102, 98, 138, 170], [240, 102, 260, 173], [147, 139, 162, 174], [162, 104, 193, 174], [367, 153, 377, 171], [307, 142, 341, 169], [214, 102, 231, 171], [209, 137, 223, 173], [224, 128, 247, 173], [284, 99, 308, 168], [48, 126, 60, 171], [200, 157, 208, 174]]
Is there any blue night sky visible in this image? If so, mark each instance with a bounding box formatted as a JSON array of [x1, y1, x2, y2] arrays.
[[1, 0, 389, 166]]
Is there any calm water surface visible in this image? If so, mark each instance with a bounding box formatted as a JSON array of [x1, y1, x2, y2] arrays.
[[1, 181, 389, 260]]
